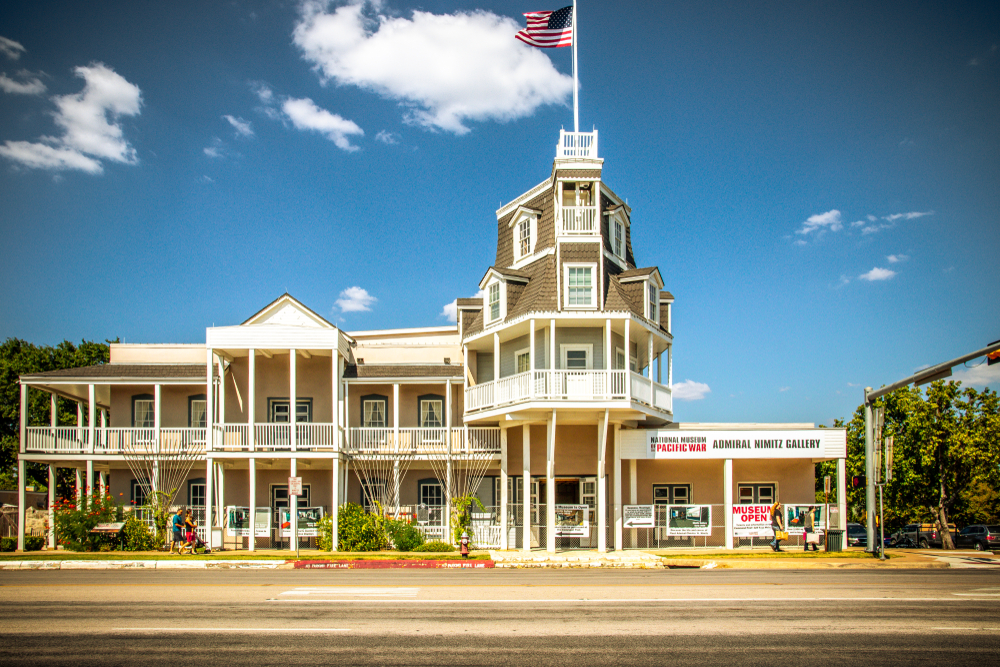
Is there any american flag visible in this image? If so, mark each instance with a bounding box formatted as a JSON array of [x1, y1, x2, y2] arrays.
[[515, 6, 574, 48]]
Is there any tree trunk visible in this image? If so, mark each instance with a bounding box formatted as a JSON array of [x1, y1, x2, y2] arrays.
[[937, 467, 954, 550]]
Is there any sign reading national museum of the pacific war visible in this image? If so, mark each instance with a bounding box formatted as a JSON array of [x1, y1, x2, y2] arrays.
[[618, 429, 846, 460]]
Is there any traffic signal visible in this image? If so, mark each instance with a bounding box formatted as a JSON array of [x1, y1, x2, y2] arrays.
[[851, 475, 866, 489], [988, 340, 1000, 366]]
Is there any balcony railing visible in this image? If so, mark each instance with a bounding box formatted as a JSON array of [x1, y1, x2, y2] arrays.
[[465, 370, 672, 414], [559, 206, 597, 234], [557, 129, 598, 159], [346, 427, 500, 455], [24, 427, 208, 455]]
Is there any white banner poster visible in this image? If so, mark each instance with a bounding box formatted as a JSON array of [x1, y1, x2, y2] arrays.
[[623, 505, 655, 529], [554, 504, 590, 537], [732, 504, 774, 538], [280, 506, 325, 538], [618, 428, 846, 460], [785, 505, 826, 536], [225, 506, 271, 537], [666, 505, 712, 536]]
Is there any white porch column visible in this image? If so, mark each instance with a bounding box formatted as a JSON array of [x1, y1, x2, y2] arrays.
[[98, 471, 106, 497], [500, 426, 508, 550], [248, 349, 256, 453], [549, 320, 556, 371], [613, 424, 622, 550], [289, 350, 297, 453], [724, 458, 734, 549], [332, 353, 341, 552], [86, 460, 94, 504], [48, 465, 57, 549], [667, 345, 673, 389], [289, 458, 297, 552], [75, 468, 82, 503], [88, 384, 96, 454], [656, 350, 662, 384], [529, 319, 536, 399], [216, 462, 225, 523], [624, 319, 631, 400], [647, 334, 655, 400], [493, 332, 500, 383], [597, 409, 609, 552], [51, 393, 57, 430], [21, 384, 28, 455], [522, 424, 531, 552], [546, 410, 557, 553], [446, 380, 452, 453], [837, 458, 847, 530], [249, 458, 256, 552], [205, 457, 214, 532], [206, 348, 214, 453], [16, 460, 26, 551], [605, 318, 612, 374], [218, 359, 226, 424], [76, 402, 84, 456], [331, 456, 340, 552]]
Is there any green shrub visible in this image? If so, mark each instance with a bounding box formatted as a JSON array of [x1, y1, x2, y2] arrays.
[[316, 514, 333, 552], [23, 536, 44, 551], [413, 540, 455, 552], [336, 503, 387, 552], [0, 537, 15, 552], [121, 515, 157, 551], [385, 518, 425, 552]]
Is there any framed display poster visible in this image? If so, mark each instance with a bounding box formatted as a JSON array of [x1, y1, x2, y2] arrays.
[[280, 506, 325, 538], [666, 505, 712, 536], [785, 505, 825, 536], [554, 504, 590, 537], [732, 504, 774, 538], [226, 506, 271, 537]]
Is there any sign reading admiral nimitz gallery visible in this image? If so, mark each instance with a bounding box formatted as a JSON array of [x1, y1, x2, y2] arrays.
[[618, 429, 846, 460]]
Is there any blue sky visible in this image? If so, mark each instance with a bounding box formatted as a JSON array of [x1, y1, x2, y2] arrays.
[[1, 0, 997, 426]]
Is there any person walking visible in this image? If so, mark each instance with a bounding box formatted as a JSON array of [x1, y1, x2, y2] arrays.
[[803, 506, 819, 552], [769, 501, 785, 552], [180, 509, 196, 555], [169, 507, 186, 554]]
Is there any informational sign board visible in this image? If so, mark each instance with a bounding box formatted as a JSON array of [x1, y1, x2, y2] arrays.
[[732, 504, 774, 537], [288, 476, 303, 496], [280, 506, 324, 537], [785, 505, 826, 536], [623, 505, 655, 529], [619, 429, 846, 460], [666, 505, 712, 536], [225, 506, 271, 537], [91, 522, 125, 534], [554, 504, 589, 537]]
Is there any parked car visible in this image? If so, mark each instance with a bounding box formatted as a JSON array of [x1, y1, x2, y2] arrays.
[[955, 525, 1000, 551], [899, 523, 958, 549], [846, 522, 867, 547], [886, 529, 916, 548]]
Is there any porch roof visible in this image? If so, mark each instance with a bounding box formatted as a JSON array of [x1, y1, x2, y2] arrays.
[[20, 364, 212, 383]]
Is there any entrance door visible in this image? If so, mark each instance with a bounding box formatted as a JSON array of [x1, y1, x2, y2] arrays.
[[580, 477, 597, 547]]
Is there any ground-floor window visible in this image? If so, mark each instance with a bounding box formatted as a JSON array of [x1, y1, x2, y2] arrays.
[[653, 484, 691, 505], [130, 479, 147, 506], [418, 480, 443, 506], [188, 478, 205, 507], [737, 483, 775, 505], [270, 484, 312, 527]]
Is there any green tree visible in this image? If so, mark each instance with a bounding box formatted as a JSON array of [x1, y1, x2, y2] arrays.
[[0, 338, 113, 493]]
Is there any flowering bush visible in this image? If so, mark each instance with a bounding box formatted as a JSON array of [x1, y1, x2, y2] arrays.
[[52, 489, 119, 552]]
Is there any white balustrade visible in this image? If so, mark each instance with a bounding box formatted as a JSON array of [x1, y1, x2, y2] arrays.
[[297, 423, 337, 450], [254, 423, 292, 450], [557, 129, 598, 159], [630, 372, 652, 405], [346, 426, 500, 455], [560, 206, 597, 234]]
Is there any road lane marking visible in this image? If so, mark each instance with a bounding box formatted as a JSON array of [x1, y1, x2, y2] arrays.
[[113, 628, 351, 632], [278, 587, 418, 597]]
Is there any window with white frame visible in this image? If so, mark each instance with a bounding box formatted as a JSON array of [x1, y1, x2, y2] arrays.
[[419, 480, 443, 507], [132, 395, 154, 428], [489, 282, 501, 321], [418, 395, 444, 428], [612, 218, 624, 258], [648, 283, 658, 322], [564, 264, 596, 308], [615, 347, 638, 372], [561, 344, 593, 370], [189, 395, 207, 428], [268, 399, 312, 423], [515, 348, 531, 374], [362, 396, 387, 428]]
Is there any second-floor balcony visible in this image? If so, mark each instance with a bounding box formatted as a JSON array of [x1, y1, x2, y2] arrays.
[[559, 206, 597, 235], [465, 369, 672, 415]]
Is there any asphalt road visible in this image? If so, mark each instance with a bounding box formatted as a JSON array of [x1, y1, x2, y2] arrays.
[[2, 568, 999, 666]]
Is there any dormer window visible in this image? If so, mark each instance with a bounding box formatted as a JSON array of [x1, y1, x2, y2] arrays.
[[648, 283, 658, 322], [518, 218, 531, 257], [489, 282, 501, 321], [612, 218, 624, 258], [511, 209, 538, 263]]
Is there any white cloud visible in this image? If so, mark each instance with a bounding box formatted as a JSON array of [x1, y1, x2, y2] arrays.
[[859, 267, 896, 281], [223, 114, 254, 137], [0, 71, 46, 95], [292, 0, 573, 134], [849, 219, 866, 228], [251, 81, 275, 104], [779, 386, 790, 392], [0, 63, 141, 174], [375, 129, 398, 144], [952, 361, 1000, 388], [795, 209, 843, 237], [673, 380, 711, 401], [440, 289, 485, 322], [884, 210, 934, 222], [867, 215, 877, 222], [335, 285, 377, 312], [0, 36, 25, 60], [886, 254, 909, 263], [282, 97, 364, 151]]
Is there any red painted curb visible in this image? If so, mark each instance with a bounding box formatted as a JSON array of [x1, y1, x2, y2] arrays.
[[293, 559, 494, 569]]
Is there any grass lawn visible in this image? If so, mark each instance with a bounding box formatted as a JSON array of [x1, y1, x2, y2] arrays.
[[0, 550, 490, 561]]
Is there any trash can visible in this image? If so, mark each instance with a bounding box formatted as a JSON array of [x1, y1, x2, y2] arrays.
[[825, 529, 844, 552]]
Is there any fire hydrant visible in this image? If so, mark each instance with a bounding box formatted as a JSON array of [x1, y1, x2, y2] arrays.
[[460, 531, 470, 558]]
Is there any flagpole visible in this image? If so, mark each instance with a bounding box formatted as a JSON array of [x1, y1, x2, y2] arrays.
[[572, 0, 578, 132]]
